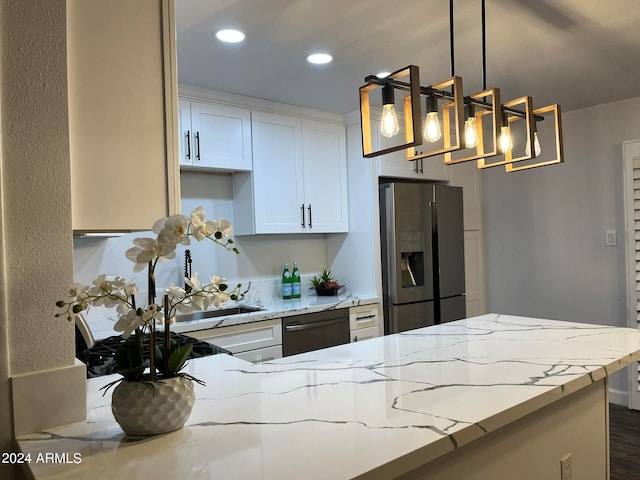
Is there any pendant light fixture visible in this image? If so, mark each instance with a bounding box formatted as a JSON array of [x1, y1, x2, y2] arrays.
[[423, 96, 442, 142], [464, 105, 479, 148], [359, 65, 421, 158], [380, 86, 400, 138], [358, 0, 564, 172]]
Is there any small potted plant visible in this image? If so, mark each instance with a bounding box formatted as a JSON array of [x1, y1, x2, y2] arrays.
[[310, 269, 341, 296]]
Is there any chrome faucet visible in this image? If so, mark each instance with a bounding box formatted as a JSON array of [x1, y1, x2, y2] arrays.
[[184, 249, 192, 293]]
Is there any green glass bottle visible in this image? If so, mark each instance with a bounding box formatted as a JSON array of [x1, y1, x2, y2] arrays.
[[282, 262, 292, 299], [291, 262, 301, 298]]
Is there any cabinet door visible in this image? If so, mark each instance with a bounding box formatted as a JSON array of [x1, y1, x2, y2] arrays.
[[178, 99, 193, 166], [302, 120, 348, 233], [350, 326, 379, 343], [251, 111, 304, 233], [449, 159, 482, 231], [187, 318, 283, 354], [235, 345, 283, 364], [189, 101, 252, 171], [68, 0, 179, 231]]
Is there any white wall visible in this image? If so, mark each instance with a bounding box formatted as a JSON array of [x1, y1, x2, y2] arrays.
[[74, 171, 337, 326], [327, 119, 381, 297], [1, 0, 83, 476], [482, 95, 640, 400]]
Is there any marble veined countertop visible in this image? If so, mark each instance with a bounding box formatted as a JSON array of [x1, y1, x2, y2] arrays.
[[90, 293, 380, 340], [18, 314, 640, 480]]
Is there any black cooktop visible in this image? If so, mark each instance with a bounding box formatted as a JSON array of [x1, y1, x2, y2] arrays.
[[75, 327, 231, 378]]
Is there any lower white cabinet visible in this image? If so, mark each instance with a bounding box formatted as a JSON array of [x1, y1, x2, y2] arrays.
[[351, 325, 379, 343], [349, 304, 382, 343], [234, 345, 282, 364], [187, 318, 282, 364]]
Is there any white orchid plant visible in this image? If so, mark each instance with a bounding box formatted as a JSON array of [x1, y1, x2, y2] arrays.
[[56, 207, 244, 387]]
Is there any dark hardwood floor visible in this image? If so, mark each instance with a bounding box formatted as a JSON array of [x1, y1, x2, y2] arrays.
[[610, 403, 640, 480]]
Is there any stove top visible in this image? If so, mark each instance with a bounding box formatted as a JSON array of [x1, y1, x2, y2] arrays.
[[76, 327, 231, 378]]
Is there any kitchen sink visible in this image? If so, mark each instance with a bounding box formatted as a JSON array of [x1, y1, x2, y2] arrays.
[[175, 305, 264, 323]]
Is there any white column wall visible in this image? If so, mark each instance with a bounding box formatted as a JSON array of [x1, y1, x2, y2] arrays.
[[0, 0, 85, 458]]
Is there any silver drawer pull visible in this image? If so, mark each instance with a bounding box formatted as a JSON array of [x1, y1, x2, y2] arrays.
[[285, 318, 345, 331]]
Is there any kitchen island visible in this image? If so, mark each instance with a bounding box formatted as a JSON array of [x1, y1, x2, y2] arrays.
[[17, 314, 640, 479]]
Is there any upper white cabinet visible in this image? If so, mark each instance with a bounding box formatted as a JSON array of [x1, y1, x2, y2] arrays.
[[179, 99, 252, 172], [233, 111, 348, 235], [67, 0, 179, 232], [374, 119, 450, 182], [302, 119, 349, 233]]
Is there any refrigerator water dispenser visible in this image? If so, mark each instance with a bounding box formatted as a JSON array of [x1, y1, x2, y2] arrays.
[[399, 231, 425, 288]]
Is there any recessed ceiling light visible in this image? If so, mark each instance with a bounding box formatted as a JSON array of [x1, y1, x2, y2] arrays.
[[215, 29, 245, 43], [306, 53, 333, 65], [376, 71, 391, 78]]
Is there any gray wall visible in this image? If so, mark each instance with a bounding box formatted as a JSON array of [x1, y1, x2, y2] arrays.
[[482, 95, 640, 398]]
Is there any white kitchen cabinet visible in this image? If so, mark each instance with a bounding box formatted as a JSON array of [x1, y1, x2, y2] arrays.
[[349, 304, 382, 342], [449, 159, 486, 315], [67, 0, 180, 232], [449, 159, 482, 231], [350, 326, 379, 343], [187, 318, 283, 364], [375, 119, 450, 182], [233, 111, 348, 234], [179, 99, 252, 172], [302, 119, 349, 232], [235, 345, 282, 364]]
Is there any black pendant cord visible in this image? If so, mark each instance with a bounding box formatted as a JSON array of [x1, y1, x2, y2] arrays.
[[481, 0, 486, 90], [449, 0, 455, 77]]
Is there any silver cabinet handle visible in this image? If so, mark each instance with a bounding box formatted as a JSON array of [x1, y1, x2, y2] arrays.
[[308, 204, 312, 228], [301, 204, 305, 227], [284, 317, 345, 331]]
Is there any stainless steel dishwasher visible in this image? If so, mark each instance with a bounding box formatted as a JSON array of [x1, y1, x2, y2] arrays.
[[282, 309, 350, 356]]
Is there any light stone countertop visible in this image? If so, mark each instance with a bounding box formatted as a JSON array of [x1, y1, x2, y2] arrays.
[[18, 314, 640, 480], [89, 292, 381, 340]]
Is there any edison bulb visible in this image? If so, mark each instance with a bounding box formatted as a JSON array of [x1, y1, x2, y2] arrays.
[[525, 132, 542, 156], [464, 117, 479, 148], [499, 126, 513, 153], [380, 104, 400, 138], [423, 112, 442, 142]]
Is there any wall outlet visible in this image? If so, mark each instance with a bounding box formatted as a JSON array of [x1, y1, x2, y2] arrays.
[[605, 229, 617, 246], [560, 454, 572, 480]]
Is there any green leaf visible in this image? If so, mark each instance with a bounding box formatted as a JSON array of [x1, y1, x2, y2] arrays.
[[118, 365, 145, 382], [168, 343, 193, 374], [114, 341, 142, 371], [155, 344, 164, 364]]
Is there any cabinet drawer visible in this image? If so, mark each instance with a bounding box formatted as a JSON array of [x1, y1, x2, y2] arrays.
[[188, 318, 282, 354], [350, 326, 379, 343], [349, 304, 380, 330], [235, 345, 283, 364]]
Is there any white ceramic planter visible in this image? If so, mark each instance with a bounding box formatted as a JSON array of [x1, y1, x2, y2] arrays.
[[111, 376, 196, 436]]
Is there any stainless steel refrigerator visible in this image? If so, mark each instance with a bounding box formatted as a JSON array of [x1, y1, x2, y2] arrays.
[[379, 182, 466, 334]]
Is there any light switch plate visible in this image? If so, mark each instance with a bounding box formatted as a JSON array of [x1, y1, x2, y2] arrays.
[[605, 229, 617, 246]]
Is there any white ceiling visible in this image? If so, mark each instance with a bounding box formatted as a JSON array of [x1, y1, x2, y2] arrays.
[[176, 0, 640, 115]]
